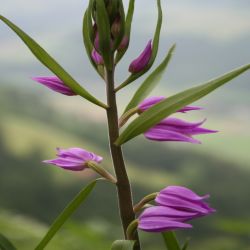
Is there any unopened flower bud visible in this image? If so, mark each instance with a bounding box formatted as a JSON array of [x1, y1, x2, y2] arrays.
[[129, 40, 152, 73], [91, 49, 104, 65], [118, 36, 129, 50]]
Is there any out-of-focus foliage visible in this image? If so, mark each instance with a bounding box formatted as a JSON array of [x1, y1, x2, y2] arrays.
[[0, 86, 250, 249]]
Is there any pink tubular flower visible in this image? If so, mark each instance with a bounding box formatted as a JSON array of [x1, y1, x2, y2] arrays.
[[144, 117, 217, 144], [137, 96, 217, 144], [32, 76, 76, 96], [138, 186, 215, 233], [138, 96, 201, 113], [129, 40, 152, 73], [91, 49, 104, 65], [43, 147, 103, 171]]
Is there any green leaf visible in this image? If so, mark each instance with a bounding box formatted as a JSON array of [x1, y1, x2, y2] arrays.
[[82, 8, 100, 75], [0, 15, 107, 109], [0, 234, 17, 250], [124, 44, 176, 113], [116, 64, 250, 145], [182, 239, 190, 250], [115, 0, 163, 91], [34, 180, 97, 250], [115, 0, 135, 64], [95, 0, 112, 69], [111, 240, 135, 250], [162, 231, 181, 250]]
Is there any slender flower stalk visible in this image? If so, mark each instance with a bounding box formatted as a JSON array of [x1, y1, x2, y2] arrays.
[[105, 60, 141, 249]]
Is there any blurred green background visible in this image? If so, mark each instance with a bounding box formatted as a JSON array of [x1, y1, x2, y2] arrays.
[[0, 0, 250, 249]]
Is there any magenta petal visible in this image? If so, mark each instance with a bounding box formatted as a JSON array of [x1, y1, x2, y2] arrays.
[[178, 106, 203, 113], [160, 186, 210, 201], [140, 206, 199, 222], [138, 96, 165, 112], [91, 49, 104, 65], [144, 127, 201, 144], [158, 118, 206, 128], [155, 194, 214, 215], [32, 76, 76, 96], [138, 216, 192, 233], [129, 40, 152, 73]]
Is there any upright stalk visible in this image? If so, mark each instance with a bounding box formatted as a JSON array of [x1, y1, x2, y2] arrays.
[[105, 62, 141, 250]]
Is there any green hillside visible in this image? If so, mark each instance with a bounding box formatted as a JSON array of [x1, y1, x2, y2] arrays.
[[0, 86, 250, 250]]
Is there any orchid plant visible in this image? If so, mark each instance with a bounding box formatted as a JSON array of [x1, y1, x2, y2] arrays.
[[0, 1, 249, 250]]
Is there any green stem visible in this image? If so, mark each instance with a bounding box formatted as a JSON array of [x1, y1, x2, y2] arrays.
[[133, 192, 158, 213], [105, 62, 141, 250]]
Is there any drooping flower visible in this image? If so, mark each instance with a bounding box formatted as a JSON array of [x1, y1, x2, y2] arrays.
[[138, 186, 215, 233], [129, 40, 152, 73], [144, 117, 217, 144], [43, 147, 103, 171], [138, 96, 202, 113], [91, 49, 104, 65], [32, 76, 76, 96]]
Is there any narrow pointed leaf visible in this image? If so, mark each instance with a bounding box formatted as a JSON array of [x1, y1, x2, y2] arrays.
[[95, 0, 112, 69], [182, 239, 190, 250], [116, 64, 250, 145], [0, 15, 106, 108], [35, 180, 97, 250], [124, 44, 176, 113], [111, 240, 135, 250], [115, 0, 135, 63], [0, 234, 17, 250], [82, 9, 99, 74], [162, 231, 182, 250], [116, 0, 162, 91]]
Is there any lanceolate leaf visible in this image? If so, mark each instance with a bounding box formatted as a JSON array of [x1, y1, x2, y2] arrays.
[[115, 0, 135, 64], [0, 234, 17, 250], [95, 0, 112, 69], [116, 64, 250, 145], [162, 231, 182, 250], [0, 15, 107, 109], [82, 9, 99, 73], [111, 240, 135, 250], [124, 44, 176, 113], [182, 239, 190, 250], [35, 180, 97, 250], [115, 0, 163, 91]]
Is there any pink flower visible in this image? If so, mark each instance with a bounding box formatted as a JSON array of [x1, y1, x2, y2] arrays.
[[138, 186, 215, 233], [32, 76, 76, 96], [43, 147, 103, 171], [129, 40, 152, 73]]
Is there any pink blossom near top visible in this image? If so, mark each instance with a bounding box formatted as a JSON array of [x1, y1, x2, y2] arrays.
[[32, 76, 76, 96], [129, 40, 152, 73], [43, 147, 103, 171]]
